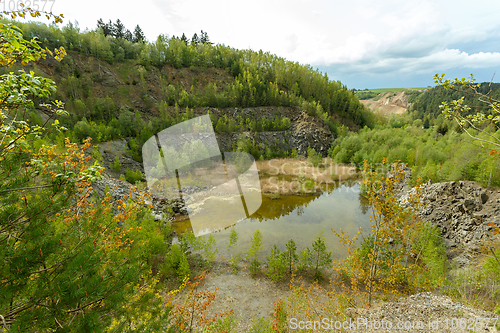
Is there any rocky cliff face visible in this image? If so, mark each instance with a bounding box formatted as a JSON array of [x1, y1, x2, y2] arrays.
[[194, 106, 333, 157]]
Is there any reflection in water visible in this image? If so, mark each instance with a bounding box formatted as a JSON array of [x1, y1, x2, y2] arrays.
[[172, 181, 371, 259], [358, 193, 371, 215]]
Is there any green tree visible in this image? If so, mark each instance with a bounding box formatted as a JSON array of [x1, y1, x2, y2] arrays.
[[434, 73, 500, 155], [191, 33, 199, 46], [133, 24, 146, 43], [114, 19, 126, 39], [265, 245, 287, 282], [247, 230, 263, 277], [0, 14, 170, 331], [310, 231, 332, 280], [284, 239, 298, 274]]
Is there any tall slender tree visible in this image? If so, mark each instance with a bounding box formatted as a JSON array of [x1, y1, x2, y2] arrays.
[[191, 32, 199, 45], [124, 28, 133, 41], [105, 19, 115, 37], [114, 19, 125, 39], [133, 24, 146, 43], [180, 32, 189, 45], [200, 30, 210, 44]]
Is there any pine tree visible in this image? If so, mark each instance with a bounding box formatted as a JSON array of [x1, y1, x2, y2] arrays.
[[191, 32, 199, 45], [96, 18, 106, 33], [114, 19, 125, 38], [180, 32, 189, 45], [200, 30, 210, 44], [105, 19, 115, 37], [0, 18, 169, 331], [124, 29, 133, 41], [311, 231, 332, 280], [133, 24, 145, 43], [284, 239, 298, 274]]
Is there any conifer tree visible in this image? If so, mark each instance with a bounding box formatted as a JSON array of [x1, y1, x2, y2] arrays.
[[200, 30, 210, 44], [124, 29, 133, 42], [0, 13, 169, 331], [133, 24, 146, 43], [180, 32, 189, 45], [114, 19, 125, 39], [191, 32, 199, 45], [105, 19, 115, 37]]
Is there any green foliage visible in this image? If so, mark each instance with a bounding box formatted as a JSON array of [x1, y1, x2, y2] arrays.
[[0, 16, 177, 333], [328, 119, 500, 186], [227, 226, 238, 250], [214, 114, 291, 133], [91, 144, 102, 163], [265, 245, 287, 282], [411, 222, 448, 287], [163, 244, 191, 283], [6, 16, 374, 129], [226, 227, 242, 273], [112, 155, 121, 172], [311, 231, 333, 280], [307, 146, 322, 166], [354, 90, 378, 100], [248, 316, 272, 333], [284, 239, 298, 274], [204, 314, 238, 332], [333, 135, 362, 164], [179, 232, 218, 265], [125, 167, 144, 184], [298, 247, 311, 272], [302, 100, 327, 120], [247, 230, 263, 277]]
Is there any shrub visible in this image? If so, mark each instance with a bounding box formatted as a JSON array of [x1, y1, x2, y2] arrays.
[[307, 146, 322, 166], [112, 155, 121, 172], [125, 167, 143, 184], [266, 245, 287, 282], [162, 244, 190, 283], [298, 247, 311, 272], [179, 232, 218, 266]]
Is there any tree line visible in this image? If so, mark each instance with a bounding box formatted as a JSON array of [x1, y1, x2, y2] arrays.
[[1, 16, 373, 132]]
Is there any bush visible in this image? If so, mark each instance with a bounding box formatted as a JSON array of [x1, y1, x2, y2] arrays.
[[162, 244, 190, 283], [266, 245, 287, 282], [307, 147, 322, 166], [112, 155, 121, 172], [411, 222, 448, 287], [298, 247, 311, 272], [125, 167, 143, 183]]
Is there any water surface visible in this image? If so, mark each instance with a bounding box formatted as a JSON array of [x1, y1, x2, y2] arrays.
[[172, 180, 371, 259]]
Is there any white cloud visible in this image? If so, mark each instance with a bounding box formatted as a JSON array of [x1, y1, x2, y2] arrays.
[[46, 0, 500, 87]]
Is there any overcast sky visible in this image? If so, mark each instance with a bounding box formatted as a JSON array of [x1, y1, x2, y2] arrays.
[[29, 0, 500, 89]]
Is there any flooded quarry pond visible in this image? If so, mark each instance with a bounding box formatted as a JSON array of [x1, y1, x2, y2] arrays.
[[172, 180, 372, 259]]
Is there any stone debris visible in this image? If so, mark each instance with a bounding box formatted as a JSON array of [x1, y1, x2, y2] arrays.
[[394, 168, 500, 267], [350, 292, 499, 332]]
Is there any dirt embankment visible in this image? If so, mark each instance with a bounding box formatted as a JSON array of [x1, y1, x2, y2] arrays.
[[360, 91, 410, 115]]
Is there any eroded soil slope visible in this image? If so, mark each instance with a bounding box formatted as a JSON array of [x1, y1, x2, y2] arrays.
[[361, 91, 410, 115]]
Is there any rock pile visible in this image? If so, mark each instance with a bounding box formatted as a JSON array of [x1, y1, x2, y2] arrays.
[[90, 177, 193, 221], [397, 175, 500, 266], [349, 292, 499, 332]]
